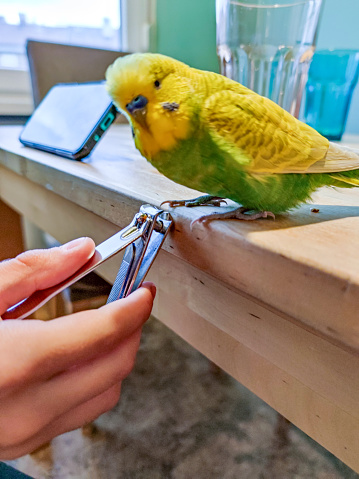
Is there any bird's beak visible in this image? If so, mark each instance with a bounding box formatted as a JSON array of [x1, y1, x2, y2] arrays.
[[126, 95, 148, 129]]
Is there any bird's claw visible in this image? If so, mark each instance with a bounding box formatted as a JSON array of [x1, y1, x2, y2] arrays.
[[161, 195, 227, 209], [203, 198, 227, 207], [191, 207, 275, 227], [160, 199, 187, 208]]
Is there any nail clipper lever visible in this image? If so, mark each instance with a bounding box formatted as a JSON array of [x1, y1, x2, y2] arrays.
[[107, 205, 172, 302], [3, 205, 172, 320]]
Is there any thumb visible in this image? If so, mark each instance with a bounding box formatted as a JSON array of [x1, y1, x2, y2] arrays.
[[0, 237, 95, 314]]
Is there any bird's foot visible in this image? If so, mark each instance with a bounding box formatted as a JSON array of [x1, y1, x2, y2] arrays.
[[191, 207, 275, 226], [161, 195, 227, 208]]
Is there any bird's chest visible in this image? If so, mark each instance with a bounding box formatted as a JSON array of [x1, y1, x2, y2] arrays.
[[151, 134, 226, 194]]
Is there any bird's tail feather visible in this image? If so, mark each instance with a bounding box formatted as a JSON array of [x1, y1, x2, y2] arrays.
[[329, 172, 359, 188]]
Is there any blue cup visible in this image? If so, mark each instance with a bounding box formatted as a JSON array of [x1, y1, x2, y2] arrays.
[[304, 49, 359, 141]]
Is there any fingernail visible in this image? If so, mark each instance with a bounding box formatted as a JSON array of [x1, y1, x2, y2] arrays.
[[142, 282, 157, 299], [63, 237, 89, 250]]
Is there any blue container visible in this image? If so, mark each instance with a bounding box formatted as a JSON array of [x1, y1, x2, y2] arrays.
[[304, 49, 359, 141]]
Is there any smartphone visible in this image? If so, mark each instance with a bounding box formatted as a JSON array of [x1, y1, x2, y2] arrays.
[[19, 81, 117, 160]]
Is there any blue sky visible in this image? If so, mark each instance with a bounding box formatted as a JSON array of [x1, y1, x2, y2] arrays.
[[0, 0, 120, 28]]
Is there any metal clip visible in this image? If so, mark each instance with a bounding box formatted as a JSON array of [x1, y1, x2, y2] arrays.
[[3, 205, 173, 320], [106, 205, 172, 303]]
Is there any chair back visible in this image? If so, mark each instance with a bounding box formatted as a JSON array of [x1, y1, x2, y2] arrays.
[[26, 40, 127, 106]]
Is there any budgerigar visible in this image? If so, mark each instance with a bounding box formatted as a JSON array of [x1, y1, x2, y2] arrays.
[[106, 53, 359, 222]]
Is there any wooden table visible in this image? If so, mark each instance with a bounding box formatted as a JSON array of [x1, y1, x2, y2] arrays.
[[1, 124, 359, 472]]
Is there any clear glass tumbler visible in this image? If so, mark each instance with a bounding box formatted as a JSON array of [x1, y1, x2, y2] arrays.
[[216, 0, 323, 118], [304, 50, 359, 141]]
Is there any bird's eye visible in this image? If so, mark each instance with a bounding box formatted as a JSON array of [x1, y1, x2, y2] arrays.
[[154, 80, 161, 89]]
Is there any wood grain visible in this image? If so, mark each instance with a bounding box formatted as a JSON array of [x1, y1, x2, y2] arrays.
[[2, 166, 359, 471], [2, 126, 359, 471], [1, 125, 359, 349]]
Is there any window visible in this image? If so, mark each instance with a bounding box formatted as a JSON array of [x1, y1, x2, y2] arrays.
[[0, 0, 155, 116], [0, 0, 122, 70]]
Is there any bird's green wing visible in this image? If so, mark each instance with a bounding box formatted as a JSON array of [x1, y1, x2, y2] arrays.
[[202, 90, 334, 175]]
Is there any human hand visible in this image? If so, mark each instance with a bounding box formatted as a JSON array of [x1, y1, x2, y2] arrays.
[[0, 237, 156, 459]]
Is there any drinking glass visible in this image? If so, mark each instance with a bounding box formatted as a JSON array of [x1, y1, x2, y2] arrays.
[[304, 49, 359, 141], [216, 0, 323, 117]]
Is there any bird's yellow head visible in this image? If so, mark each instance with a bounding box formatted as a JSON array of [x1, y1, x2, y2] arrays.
[[106, 53, 196, 159]]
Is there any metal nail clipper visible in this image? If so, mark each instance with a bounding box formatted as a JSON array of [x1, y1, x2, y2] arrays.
[[2, 205, 173, 320]]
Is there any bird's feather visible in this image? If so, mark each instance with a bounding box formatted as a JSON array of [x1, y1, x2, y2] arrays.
[[106, 53, 359, 215], [203, 89, 359, 175]]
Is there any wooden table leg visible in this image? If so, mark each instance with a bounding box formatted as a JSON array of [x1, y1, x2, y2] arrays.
[[0, 199, 24, 261]]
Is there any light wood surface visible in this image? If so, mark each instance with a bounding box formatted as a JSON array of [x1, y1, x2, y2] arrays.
[[1, 125, 359, 471]]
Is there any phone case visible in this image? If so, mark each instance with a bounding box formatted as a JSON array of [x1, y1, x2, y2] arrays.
[[19, 82, 117, 160]]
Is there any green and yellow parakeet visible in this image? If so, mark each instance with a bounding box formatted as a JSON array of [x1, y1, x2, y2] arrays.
[[106, 53, 359, 222]]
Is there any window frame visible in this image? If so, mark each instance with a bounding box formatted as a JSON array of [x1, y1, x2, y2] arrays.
[[120, 0, 156, 53]]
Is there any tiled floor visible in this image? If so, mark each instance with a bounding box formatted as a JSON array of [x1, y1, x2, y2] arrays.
[[7, 318, 359, 479]]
